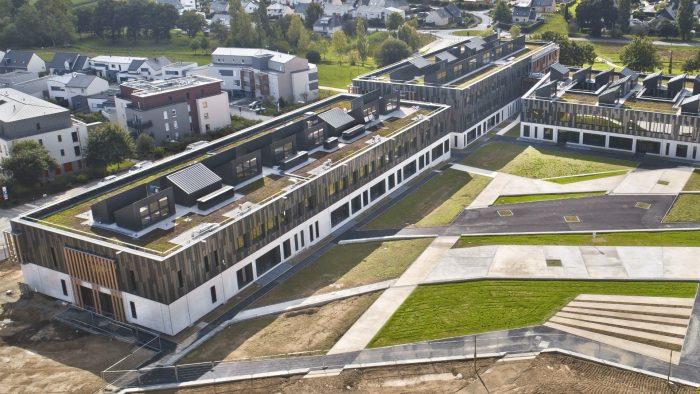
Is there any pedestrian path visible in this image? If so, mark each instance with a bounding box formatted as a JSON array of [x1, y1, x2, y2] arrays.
[[328, 236, 458, 354], [612, 166, 694, 195], [231, 280, 395, 323]]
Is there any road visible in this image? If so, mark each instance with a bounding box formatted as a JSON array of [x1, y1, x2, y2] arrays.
[[570, 36, 700, 48]]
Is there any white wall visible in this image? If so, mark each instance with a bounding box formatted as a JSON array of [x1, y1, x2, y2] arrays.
[[21, 263, 74, 303], [196, 92, 231, 133], [1, 122, 88, 168]]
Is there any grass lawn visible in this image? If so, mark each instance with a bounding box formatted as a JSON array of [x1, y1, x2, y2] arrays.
[[663, 194, 700, 223], [454, 230, 700, 248], [683, 170, 700, 192], [546, 170, 630, 184], [452, 30, 486, 37], [503, 123, 521, 138], [461, 142, 637, 180], [493, 191, 606, 205], [316, 61, 375, 89], [363, 169, 491, 230], [587, 42, 698, 75], [530, 14, 569, 36], [181, 292, 381, 363], [254, 238, 433, 306], [369, 280, 697, 347]]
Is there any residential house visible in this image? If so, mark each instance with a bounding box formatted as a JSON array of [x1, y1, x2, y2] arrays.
[[210, 14, 231, 27], [114, 76, 231, 143], [155, 0, 184, 13], [89, 56, 147, 81], [512, 5, 536, 23], [0, 88, 97, 176], [0, 51, 46, 74], [294, 2, 311, 18], [210, 0, 229, 13], [47, 52, 90, 75], [47, 74, 110, 111], [323, 1, 354, 17], [161, 62, 199, 79], [531, 0, 554, 14], [117, 57, 173, 83], [192, 47, 319, 103], [313, 15, 344, 36], [0, 71, 49, 98], [86, 89, 119, 114], [242, 0, 260, 14], [267, 3, 293, 17]]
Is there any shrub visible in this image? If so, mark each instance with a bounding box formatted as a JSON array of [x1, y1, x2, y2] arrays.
[[306, 50, 321, 63]]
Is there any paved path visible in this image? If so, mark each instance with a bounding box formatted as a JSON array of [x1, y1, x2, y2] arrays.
[[230, 280, 395, 323], [328, 236, 458, 354], [612, 167, 695, 195], [424, 244, 700, 283], [570, 36, 700, 48]]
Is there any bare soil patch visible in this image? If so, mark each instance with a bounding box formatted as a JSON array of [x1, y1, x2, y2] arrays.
[[180, 292, 381, 364], [0, 260, 136, 394]]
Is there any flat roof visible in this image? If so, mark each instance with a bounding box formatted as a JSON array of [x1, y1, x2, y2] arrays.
[[0, 88, 67, 122], [122, 75, 222, 97]]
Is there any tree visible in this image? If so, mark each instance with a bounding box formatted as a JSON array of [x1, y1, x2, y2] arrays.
[[481, 27, 495, 37], [177, 10, 206, 37], [199, 35, 210, 53], [386, 12, 403, 30], [35, 0, 76, 46], [0, 140, 57, 185], [304, 2, 323, 29], [576, 0, 617, 36], [135, 133, 155, 159], [287, 14, 305, 48], [210, 19, 229, 42], [656, 19, 678, 38], [306, 50, 321, 63], [617, 0, 631, 33], [620, 36, 660, 71], [540, 31, 596, 66], [509, 24, 521, 37], [492, 0, 512, 24], [681, 51, 700, 72], [398, 22, 420, 51], [229, 0, 258, 47], [676, 0, 694, 41], [563, 3, 571, 22], [190, 38, 200, 54], [356, 18, 369, 66], [86, 123, 135, 170], [375, 37, 411, 67], [331, 30, 349, 64]]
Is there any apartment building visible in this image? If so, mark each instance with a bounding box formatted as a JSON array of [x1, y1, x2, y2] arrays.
[[521, 65, 700, 161], [114, 75, 231, 143], [0, 88, 96, 176], [7, 91, 450, 334], [192, 48, 319, 104], [353, 35, 560, 149]]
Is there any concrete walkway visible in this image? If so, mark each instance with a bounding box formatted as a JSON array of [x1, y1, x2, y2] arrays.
[[424, 245, 700, 283], [467, 172, 624, 209], [328, 236, 458, 354], [612, 167, 695, 195], [231, 280, 395, 323]]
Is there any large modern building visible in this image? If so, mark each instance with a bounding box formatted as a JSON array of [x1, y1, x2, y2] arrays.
[[114, 75, 231, 143], [7, 91, 450, 334], [353, 35, 559, 149], [0, 88, 97, 176], [521, 64, 700, 162], [192, 48, 319, 104]]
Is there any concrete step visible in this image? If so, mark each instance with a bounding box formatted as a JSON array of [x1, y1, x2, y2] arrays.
[[554, 312, 688, 336], [567, 301, 692, 318], [549, 316, 685, 346], [561, 306, 690, 326], [575, 294, 696, 307], [545, 322, 681, 364]]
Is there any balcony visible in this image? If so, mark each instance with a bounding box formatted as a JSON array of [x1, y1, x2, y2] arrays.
[[127, 119, 153, 129]]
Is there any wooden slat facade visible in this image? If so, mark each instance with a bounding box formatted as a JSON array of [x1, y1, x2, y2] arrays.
[[63, 247, 125, 321]]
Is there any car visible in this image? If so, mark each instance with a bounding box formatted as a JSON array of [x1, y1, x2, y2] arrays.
[[98, 175, 118, 185], [129, 161, 154, 173], [255, 107, 266, 114], [248, 100, 261, 109]]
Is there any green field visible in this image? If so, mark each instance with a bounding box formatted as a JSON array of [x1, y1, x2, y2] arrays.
[[461, 142, 637, 181], [369, 280, 698, 347], [546, 170, 630, 184], [663, 194, 700, 223], [588, 42, 698, 75], [454, 230, 700, 248], [683, 170, 700, 192], [363, 169, 491, 230], [493, 191, 606, 205], [254, 238, 433, 306], [530, 14, 569, 36]]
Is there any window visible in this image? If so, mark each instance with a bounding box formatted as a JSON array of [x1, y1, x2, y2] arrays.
[[173, 120, 178, 130], [130, 301, 137, 319], [315, 221, 319, 238], [163, 111, 168, 120], [210, 286, 217, 303], [36, 122, 41, 130], [71, 131, 78, 142], [214, 251, 220, 267], [235, 157, 259, 179], [204, 113, 210, 120], [60, 279, 68, 296], [129, 270, 137, 291], [309, 224, 314, 241], [331, 203, 350, 227], [60, 149, 65, 157], [203, 101, 208, 108], [171, 109, 177, 116], [74, 146, 81, 156], [237, 264, 254, 288], [177, 270, 184, 288], [165, 123, 170, 132], [283, 239, 292, 259], [676, 144, 688, 158], [38, 139, 43, 146], [57, 135, 62, 142], [204, 255, 210, 272]]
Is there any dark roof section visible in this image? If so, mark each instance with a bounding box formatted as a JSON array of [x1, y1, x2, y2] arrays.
[[513, 6, 531, 17], [48, 52, 80, 71], [409, 56, 432, 69], [1, 51, 37, 69], [549, 63, 568, 81], [166, 163, 222, 196], [317, 107, 355, 129], [66, 74, 98, 88], [127, 59, 147, 72]]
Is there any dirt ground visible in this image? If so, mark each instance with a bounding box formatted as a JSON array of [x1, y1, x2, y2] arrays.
[[181, 292, 381, 364], [0, 260, 137, 394], [160, 353, 696, 394]]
